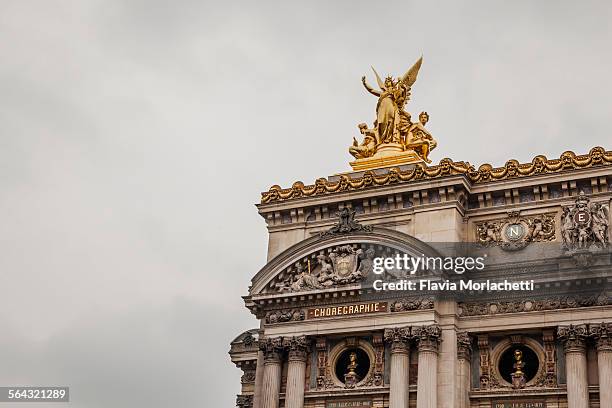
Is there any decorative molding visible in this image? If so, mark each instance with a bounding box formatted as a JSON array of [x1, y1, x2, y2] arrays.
[[542, 330, 557, 387], [261, 147, 612, 203], [477, 335, 491, 389], [458, 292, 610, 316]]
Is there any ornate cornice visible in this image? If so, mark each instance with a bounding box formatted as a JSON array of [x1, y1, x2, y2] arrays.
[[458, 292, 610, 316], [557, 324, 588, 353], [261, 147, 611, 203]]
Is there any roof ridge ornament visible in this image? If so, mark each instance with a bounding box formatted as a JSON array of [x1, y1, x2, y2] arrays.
[[320, 208, 373, 237]]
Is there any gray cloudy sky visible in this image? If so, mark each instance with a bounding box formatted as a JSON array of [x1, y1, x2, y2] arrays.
[[1, 1, 611, 407]]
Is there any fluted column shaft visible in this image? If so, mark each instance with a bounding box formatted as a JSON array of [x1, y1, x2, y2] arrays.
[[558, 325, 589, 408], [284, 339, 309, 408], [390, 342, 410, 408], [590, 324, 612, 408], [415, 325, 441, 408], [252, 350, 264, 408], [385, 327, 412, 408], [456, 332, 472, 408], [260, 338, 284, 408]]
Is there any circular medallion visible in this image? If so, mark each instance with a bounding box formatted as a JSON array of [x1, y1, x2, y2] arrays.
[[334, 348, 370, 385], [573, 209, 591, 226], [504, 223, 526, 242], [498, 345, 539, 384]]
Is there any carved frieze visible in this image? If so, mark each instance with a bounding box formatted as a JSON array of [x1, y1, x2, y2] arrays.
[[390, 296, 434, 312], [561, 192, 610, 251], [475, 211, 555, 251], [265, 309, 305, 324], [458, 292, 610, 316]]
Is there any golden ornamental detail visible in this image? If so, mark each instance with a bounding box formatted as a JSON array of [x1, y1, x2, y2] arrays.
[[261, 147, 612, 204], [350, 57, 438, 170]]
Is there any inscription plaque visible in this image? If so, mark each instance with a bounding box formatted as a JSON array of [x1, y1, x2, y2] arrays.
[[307, 302, 387, 319], [326, 400, 372, 408], [492, 401, 545, 408]]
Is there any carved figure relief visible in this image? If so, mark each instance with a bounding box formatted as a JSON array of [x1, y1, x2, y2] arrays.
[[320, 207, 373, 237], [265, 309, 305, 324], [269, 243, 391, 293], [561, 192, 610, 251], [475, 211, 555, 251]]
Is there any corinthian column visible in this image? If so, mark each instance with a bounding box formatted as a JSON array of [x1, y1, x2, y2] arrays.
[[456, 332, 472, 408], [590, 323, 612, 408], [283, 336, 309, 408], [414, 325, 441, 408], [558, 325, 589, 408], [259, 337, 284, 408], [384, 327, 412, 408]]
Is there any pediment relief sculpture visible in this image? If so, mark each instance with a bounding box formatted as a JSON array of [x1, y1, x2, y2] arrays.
[[268, 243, 389, 294]]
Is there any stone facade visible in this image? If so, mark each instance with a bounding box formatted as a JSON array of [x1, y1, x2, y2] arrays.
[[229, 147, 612, 408]]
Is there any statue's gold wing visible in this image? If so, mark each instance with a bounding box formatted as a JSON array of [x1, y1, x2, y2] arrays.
[[370, 66, 385, 90], [400, 56, 423, 87]]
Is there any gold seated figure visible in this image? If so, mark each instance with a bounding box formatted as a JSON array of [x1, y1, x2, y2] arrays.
[[404, 112, 437, 163]]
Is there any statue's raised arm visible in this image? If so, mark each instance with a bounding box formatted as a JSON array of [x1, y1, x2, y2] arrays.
[[361, 76, 381, 97]]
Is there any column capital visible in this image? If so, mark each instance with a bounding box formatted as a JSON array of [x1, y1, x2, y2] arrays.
[[457, 331, 472, 361], [384, 327, 412, 353], [558, 324, 588, 353], [236, 394, 253, 408], [589, 323, 612, 352], [260, 337, 284, 364], [413, 324, 442, 354], [283, 335, 311, 362]]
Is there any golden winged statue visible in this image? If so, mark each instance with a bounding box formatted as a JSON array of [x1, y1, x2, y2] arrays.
[[349, 57, 438, 170]]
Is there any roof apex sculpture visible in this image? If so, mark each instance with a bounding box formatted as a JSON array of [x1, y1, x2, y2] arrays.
[[350, 56, 438, 171]]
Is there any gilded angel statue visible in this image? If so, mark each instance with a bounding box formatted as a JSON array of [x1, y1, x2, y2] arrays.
[[361, 57, 423, 144]]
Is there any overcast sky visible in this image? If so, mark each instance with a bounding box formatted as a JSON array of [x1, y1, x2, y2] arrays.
[[1, 1, 611, 407]]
